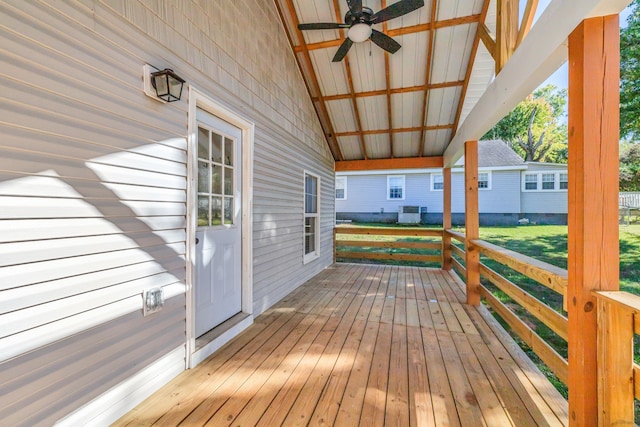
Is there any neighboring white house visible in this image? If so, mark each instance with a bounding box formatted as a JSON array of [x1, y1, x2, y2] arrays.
[[336, 140, 568, 225]]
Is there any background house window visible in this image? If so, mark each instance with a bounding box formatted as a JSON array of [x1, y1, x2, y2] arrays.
[[525, 174, 538, 190], [559, 172, 568, 189], [387, 175, 405, 200], [304, 172, 320, 263], [478, 172, 490, 189], [432, 174, 444, 191], [335, 176, 346, 200], [542, 173, 556, 190]]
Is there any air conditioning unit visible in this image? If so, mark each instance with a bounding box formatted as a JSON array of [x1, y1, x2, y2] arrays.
[[398, 205, 420, 224]]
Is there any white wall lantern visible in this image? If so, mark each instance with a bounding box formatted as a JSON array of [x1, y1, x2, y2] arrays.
[[143, 64, 185, 103]]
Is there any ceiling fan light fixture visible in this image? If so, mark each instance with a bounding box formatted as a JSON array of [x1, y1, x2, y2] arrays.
[[348, 23, 372, 43]]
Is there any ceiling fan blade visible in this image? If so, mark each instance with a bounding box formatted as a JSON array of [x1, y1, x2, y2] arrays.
[[370, 0, 425, 24], [332, 38, 354, 62], [298, 22, 350, 30], [347, 0, 362, 14], [370, 29, 401, 54]]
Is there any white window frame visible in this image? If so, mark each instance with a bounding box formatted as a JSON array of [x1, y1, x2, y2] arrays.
[[559, 172, 568, 190], [431, 173, 444, 191], [303, 171, 320, 264], [478, 171, 492, 190], [387, 175, 405, 200], [335, 176, 347, 200], [522, 171, 568, 192]]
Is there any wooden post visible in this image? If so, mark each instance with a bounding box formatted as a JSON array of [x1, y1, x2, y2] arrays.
[[442, 167, 452, 270], [333, 227, 337, 264], [567, 16, 620, 426], [597, 298, 634, 426], [464, 141, 480, 305]]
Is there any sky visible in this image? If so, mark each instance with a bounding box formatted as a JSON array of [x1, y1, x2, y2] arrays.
[[534, 0, 634, 92]]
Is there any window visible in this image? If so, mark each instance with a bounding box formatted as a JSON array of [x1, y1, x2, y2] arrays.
[[542, 173, 556, 190], [304, 172, 320, 263], [559, 173, 568, 190], [387, 175, 405, 200], [524, 174, 538, 190], [478, 172, 490, 190], [335, 176, 346, 200], [432, 174, 444, 191], [197, 126, 235, 227]]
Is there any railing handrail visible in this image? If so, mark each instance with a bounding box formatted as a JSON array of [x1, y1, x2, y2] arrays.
[[335, 226, 443, 237]]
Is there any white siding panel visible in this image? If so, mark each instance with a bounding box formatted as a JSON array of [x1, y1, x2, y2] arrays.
[[365, 134, 392, 159], [326, 99, 357, 133], [357, 96, 389, 130], [337, 136, 363, 160], [423, 129, 452, 156], [390, 33, 428, 89], [522, 192, 568, 214], [349, 42, 387, 92], [310, 49, 350, 96], [391, 92, 424, 129], [426, 86, 461, 126], [393, 131, 421, 158]]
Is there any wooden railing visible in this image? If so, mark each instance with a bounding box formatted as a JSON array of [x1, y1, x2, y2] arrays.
[[334, 226, 442, 265], [593, 291, 640, 425], [444, 229, 569, 386]]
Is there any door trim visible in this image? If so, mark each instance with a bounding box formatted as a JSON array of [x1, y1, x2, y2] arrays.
[[186, 87, 254, 368]]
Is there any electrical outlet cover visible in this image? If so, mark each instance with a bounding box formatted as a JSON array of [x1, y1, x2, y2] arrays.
[[143, 287, 164, 316]]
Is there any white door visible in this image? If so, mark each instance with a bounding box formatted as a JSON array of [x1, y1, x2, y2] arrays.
[[194, 108, 242, 337]]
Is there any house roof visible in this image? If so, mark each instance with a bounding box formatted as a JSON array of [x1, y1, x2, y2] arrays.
[[274, 0, 628, 168], [477, 139, 525, 167]]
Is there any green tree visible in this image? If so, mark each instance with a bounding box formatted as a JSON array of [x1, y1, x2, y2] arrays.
[[621, 0, 640, 139], [620, 143, 640, 191], [483, 84, 568, 163]]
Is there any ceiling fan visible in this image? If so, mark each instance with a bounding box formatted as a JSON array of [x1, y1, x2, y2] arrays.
[[298, 0, 425, 62]]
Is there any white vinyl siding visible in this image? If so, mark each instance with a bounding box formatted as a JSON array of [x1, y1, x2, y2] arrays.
[[0, 1, 334, 424], [387, 175, 405, 200], [335, 176, 346, 200]]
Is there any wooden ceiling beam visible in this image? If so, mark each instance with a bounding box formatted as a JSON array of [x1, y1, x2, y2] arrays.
[[335, 156, 444, 172], [293, 14, 481, 52], [275, 0, 344, 160], [496, 0, 519, 74], [478, 23, 496, 61], [332, 0, 368, 159], [335, 124, 452, 137], [314, 80, 464, 102], [451, 0, 492, 140], [516, 0, 539, 47], [381, 0, 395, 158], [418, 0, 439, 157]]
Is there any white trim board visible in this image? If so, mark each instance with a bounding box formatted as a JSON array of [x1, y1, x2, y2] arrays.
[[56, 346, 185, 426]]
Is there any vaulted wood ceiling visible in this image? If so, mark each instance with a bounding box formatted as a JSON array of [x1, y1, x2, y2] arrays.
[[274, 0, 537, 164]]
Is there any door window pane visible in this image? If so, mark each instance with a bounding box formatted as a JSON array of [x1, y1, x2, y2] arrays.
[[225, 137, 234, 166], [211, 133, 223, 163], [211, 197, 222, 225], [212, 164, 222, 194], [198, 162, 209, 193], [198, 127, 209, 160], [224, 166, 234, 195], [198, 196, 209, 226], [224, 197, 234, 225]]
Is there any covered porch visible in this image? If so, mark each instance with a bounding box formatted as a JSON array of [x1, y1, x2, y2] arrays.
[[115, 263, 567, 426]]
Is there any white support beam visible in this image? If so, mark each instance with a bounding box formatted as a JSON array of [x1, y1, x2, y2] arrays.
[[444, 0, 631, 167]]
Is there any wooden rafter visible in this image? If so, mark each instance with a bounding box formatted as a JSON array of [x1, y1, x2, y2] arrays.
[[496, 0, 519, 73], [417, 0, 439, 157], [451, 0, 491, 140], [332, 0, 368, 159], [275, 0, 344, 160], [294, 14, 481, 53], [382, 0, 394, 158], [313, 80, 464, 102], [516, 0, 539, 47], [335, 124, 452, 137], [335, 156, 443, 171], [478, 23, 496, 61]]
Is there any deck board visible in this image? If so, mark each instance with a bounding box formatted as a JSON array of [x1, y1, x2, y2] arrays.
[[114, 264, 568, 427]]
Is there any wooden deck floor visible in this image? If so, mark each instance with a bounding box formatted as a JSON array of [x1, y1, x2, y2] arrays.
[[115, 264, 568, 426]]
